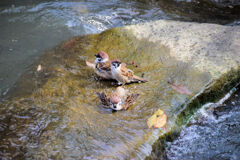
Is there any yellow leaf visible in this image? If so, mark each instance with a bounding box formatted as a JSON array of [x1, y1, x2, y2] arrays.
[[147, 109, 167, 129]]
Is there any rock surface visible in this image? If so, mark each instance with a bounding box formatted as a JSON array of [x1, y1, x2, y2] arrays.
[[1, 20, 240, 159], [125, 20, 240, 77]]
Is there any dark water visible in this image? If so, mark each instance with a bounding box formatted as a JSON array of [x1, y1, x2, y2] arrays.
[[166, 85, 240, 160], [150, 0, 240, 24]]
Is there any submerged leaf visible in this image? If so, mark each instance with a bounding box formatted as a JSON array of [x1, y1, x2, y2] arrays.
[[147, 109, 167, 128], [37, 64, 42, 72], [64, 39, 76, 48], [168, 82, 192, 95]]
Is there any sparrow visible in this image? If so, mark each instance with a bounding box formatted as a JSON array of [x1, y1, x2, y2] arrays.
[[86, 51, 113, 79], [97, 87, 139, 110], [111, 60, 148, 85]]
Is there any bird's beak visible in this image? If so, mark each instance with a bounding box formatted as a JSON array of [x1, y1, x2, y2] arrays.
[[94, 54, 97, 57]]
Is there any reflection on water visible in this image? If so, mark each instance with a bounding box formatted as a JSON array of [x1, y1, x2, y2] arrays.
[[166, 85, 240, 160]]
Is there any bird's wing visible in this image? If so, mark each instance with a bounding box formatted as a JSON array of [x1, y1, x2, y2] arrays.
[[97, 61, 111, 71], [96, 92, 111, 106], [121, 63, 148, 83], [115, 87, 126, 99], [122, 93, 140, 110], [120, 64, 134, 78]]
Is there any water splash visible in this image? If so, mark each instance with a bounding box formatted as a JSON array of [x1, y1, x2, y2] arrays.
[[166, 85, 240, 160]]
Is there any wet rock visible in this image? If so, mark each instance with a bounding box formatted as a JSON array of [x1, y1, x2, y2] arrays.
[[1, 20, 240, 159], [165, 85, 240, 160], [125, 20, 240, 77]]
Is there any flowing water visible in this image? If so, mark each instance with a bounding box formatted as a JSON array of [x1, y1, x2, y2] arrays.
[[0, 0, 240, 159], [166, 85, 240, 160]]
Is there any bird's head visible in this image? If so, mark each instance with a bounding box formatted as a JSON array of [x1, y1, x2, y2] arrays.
[[95, 51, 109, 63], [111, 59, 121, 69], [109, 94, 122, 110]]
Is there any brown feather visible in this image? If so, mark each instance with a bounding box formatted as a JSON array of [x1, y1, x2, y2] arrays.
[[96, 61, 111, 71], [120, 65, 134, 78], [132, 75, 148, 82], [109, 92, 121, 104], [119, 64, 147, 83], [122, 93, 140, 110], [96, 92, 110, 106]]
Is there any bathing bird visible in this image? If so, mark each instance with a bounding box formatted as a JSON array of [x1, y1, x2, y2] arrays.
[[97, 87, 139, 110], [111, 59, 148, 85], [86, 51, 113, 79]]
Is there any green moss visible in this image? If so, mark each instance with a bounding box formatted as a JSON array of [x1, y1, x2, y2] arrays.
[[176, 67, 240, 126], [146, 67, 240, 159]]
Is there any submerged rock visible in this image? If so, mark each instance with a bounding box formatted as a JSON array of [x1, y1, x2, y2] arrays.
[[1, 20, 240, 159]]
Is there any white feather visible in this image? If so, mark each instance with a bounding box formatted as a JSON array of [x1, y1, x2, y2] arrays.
[[111, 64, 121, 78]]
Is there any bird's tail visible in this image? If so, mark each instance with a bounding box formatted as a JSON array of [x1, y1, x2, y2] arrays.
[[86, 61, 95, 69], [132, 75, 148, 83]]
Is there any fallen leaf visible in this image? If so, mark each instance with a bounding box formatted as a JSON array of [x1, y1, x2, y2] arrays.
[[168, 82, 192, 95], [147, 109, 167, 129], [64, 39, 76, 49], [37, 65, 42, 72]]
